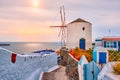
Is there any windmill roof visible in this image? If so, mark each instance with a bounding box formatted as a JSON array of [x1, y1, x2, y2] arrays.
[[69, 18, 91, 24]]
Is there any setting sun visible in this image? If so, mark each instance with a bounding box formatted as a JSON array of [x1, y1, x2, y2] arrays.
[[32, 0, 39, 8]]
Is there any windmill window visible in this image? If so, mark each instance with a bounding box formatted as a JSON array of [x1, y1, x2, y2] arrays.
[[82, 27, 85, 31]]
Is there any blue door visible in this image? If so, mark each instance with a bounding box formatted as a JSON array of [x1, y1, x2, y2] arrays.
[[118, 42, 120, 51], [84, 61, 101, 80], [80, 38, 85, 50], [99, 52, 106, 64]]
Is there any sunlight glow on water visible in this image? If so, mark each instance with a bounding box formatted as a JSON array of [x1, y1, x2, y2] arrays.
[[25, 43, 42, 47], [0, 42, 60, 54]]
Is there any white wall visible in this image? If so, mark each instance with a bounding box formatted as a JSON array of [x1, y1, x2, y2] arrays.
[[95, 41, 102, 47], [104, 48, 118, 50], [67, 22, 92, 50], [0, 47, 58, 80]]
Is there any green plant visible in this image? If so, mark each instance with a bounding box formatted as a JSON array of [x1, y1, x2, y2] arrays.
[[75, 46, 79, 51], [69, 47, 92, 61], [113, 63, 120, 75]]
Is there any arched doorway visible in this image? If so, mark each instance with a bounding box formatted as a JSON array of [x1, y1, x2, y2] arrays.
[[79, 38, 86, 50]]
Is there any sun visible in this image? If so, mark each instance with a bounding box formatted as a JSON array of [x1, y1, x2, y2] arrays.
[[32, 0, 39, 8]]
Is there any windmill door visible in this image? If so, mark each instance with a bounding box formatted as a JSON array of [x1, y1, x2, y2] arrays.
[[80, 38, 85, 50], [84, 61, 101, 80]]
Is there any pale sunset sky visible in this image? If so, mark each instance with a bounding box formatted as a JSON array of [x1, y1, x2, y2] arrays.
[[0, 0, 120, 42]]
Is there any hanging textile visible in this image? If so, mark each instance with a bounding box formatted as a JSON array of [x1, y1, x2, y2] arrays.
[[11, 53, 17, 63]]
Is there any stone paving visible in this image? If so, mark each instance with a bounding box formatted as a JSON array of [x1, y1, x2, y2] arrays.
[[42, 66, 68, 80]]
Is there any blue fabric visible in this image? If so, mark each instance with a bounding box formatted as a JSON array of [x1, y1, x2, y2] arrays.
[[33, 50, 55, 54]]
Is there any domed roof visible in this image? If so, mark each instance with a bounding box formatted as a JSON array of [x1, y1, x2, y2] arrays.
[[69, 18, 91, 24]]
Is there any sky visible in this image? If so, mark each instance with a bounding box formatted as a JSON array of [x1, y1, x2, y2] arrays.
[[0, 0, 120, 42]]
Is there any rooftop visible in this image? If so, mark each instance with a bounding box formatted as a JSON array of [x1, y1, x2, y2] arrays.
[[102, 37, 120, 41], [69, 18, 91, 24]]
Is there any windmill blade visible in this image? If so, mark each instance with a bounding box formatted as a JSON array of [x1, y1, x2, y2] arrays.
[[50, 26, 61, 28], [62, 27, 66, 45], [50, 6, 67, 46], [63, 5, 66, 26], [60, 6, 64, 26], [58, 27, 62, 37]]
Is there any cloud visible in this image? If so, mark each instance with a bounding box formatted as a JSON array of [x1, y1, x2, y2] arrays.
[[0, 0, 31, 8], [0, 0, 120, 42]]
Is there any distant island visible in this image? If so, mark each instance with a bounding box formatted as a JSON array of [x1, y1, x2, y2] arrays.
[[0, 44, 10, 46]]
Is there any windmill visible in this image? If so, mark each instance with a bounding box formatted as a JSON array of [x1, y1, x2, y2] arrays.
[[50, 6, 67, 46]]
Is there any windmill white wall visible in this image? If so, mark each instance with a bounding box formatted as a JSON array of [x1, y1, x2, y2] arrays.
[[66, 18, 92, 50]]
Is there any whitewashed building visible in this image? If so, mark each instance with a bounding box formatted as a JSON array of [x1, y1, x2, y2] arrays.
[[67, 18, 92, 50], [95, 38, 102, 47], [95, 36, 120, 50]]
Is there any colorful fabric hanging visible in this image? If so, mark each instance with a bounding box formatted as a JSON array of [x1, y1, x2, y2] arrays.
[[11, 53, 17, 63]]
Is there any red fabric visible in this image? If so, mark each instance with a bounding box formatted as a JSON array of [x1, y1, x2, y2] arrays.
[[11, 53, 16, 63]]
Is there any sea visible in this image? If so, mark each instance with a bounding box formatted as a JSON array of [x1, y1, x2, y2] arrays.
[[0, 42, 61, 54]]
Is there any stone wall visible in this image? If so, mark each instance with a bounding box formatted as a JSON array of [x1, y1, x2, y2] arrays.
[[59, 47, 79, 80], [66, 54, 79, 80], [60, 47, 68, 66]]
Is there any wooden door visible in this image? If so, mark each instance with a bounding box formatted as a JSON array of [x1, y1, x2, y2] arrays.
[[84, 61, 101, 80], [80, 38, 85, 50]]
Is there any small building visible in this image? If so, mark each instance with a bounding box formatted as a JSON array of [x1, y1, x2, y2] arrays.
[[95, 36, 120, 51], [102, 37, 120, 51], [95, 38, 102, 47], [67, 18, 92, 50], [93, 47, 108, 64]]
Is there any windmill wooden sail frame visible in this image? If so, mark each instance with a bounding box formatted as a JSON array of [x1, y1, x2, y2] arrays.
[[50, 6, 67, 46]]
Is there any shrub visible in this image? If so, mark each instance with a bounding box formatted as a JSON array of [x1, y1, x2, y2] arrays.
[[113, 63, 120, 75], [69, 48, 92, 62]]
